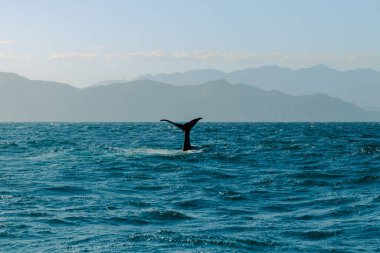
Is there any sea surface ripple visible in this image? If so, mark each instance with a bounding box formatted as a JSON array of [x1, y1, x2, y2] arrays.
[[0, 123, 379, 252]]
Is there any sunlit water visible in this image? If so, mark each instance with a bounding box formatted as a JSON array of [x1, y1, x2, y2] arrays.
[[0, 123, 379, 252]]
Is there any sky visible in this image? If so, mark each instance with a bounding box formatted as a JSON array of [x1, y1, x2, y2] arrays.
[[1, 0, 380, 87]]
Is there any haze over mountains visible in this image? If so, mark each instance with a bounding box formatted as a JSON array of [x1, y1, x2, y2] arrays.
[[140, 65, 380, 110], [1, 70, 379, 122]]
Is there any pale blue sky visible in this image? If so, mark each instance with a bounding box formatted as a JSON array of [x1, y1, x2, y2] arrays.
[[1, 0, 379, 87]]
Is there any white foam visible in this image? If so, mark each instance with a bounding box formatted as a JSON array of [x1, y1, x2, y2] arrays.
[[0, 195, 13, 199], [28, 150, 62, 161], [119, 147, 203, 156]]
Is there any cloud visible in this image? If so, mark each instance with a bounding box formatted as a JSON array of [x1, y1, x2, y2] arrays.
[[173, 51, 224, 60], [0, 40, 12, 45], [105, 50, 215, 61], [0, 52, 33, 62], [105, 50, 294, 62], [47, 50, 380, 69], [49, 53, 97, 61], [0, 52, 20, 61], [166, 51, 380, 68], [102, 50, 350, 64], [105, 50, 168, 60], [135, 50, 167, 58]]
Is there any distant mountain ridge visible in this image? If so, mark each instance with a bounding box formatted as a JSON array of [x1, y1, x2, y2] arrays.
[[138, 65, 380, 110], [0, 72, 379, 122]]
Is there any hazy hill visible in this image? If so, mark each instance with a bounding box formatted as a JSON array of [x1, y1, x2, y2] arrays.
[[139, 65, 380, 110], [0, 72, 379, 122], [0, 72, 80, 121]]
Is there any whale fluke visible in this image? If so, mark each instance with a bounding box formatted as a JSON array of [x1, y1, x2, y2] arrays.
[[160, 117, 202, 151]]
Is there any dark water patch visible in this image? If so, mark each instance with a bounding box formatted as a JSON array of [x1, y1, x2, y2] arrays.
[[25, 211, 51, 218], [173, 198, 214, 209], [0, 231, 18, 238], [140, 209, 193, 221], [372, 195, 380, 202], [185, 170, 238, 184], [261, 204, 297, 213], [103, 166, 127, 172], [127, 200, 152, 208], [44, 186, 89, 194], [296, 179, 333, 187], [285, 230, 343, 240], [134, 184, 168, 191], [257, 178, 275, 186], [210, 171, 239, 179], [293, 171, 344, 180], [351, 174, 380, 185], [236, 237, 281, 248], [26, 139, 77, 148], [126, 172, 154, 180], [106, 216, 149, 225], [64, 216, 94, 224], [283, 144, 303, 151]]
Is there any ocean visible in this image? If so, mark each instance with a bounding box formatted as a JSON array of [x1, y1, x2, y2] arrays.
[[0, 123, 379, 252]]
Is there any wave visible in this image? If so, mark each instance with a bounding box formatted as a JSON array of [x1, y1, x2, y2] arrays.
[[129, 231, 280, 249]]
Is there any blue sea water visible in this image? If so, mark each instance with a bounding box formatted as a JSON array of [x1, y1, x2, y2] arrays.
[[0, 123, 379, 252]]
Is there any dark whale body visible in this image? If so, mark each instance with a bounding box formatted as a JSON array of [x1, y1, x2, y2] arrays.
[[160, 117, 202, 151]]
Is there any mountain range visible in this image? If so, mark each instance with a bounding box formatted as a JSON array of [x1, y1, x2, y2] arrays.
[[140, 65, 380, 110], [1, 71, 379, 122]]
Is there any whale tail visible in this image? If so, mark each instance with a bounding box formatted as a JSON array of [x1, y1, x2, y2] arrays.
[[160, 117, 202, 151]]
